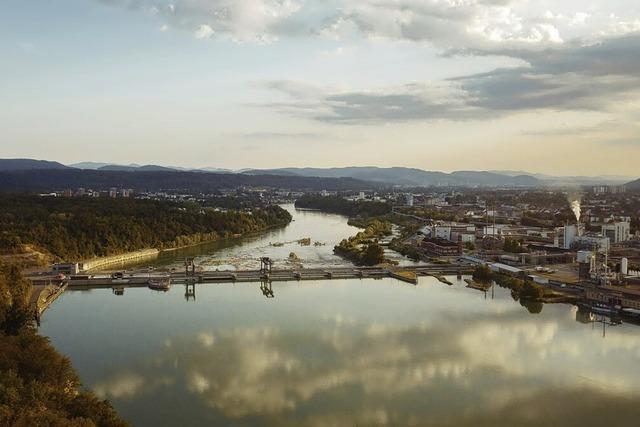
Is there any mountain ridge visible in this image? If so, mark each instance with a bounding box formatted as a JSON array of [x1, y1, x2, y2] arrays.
[[0, 158, 70, 171], [242, 167, 539, 187], [1, 160, 635, 187]]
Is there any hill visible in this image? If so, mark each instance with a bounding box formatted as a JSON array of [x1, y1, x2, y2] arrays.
[[69, 161, 113, 170], [449, 171, 539, 187], [625, 178, 640, 189], [97, 164, 177, 172], [0, 169, 375, 192], [244, 166, 540, 187], [0, 158, 69, 171], [490, 170, 634, 186]]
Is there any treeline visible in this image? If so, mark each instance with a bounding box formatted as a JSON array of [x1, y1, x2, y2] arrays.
[[0, 195, 292, 262], [295, 195, 391, 217], [0, 263, 128, 425], [403, 207, 457, 222], [0, 169, 374, 192]]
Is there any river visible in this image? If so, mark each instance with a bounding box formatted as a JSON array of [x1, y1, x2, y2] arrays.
[[40, 206, 640, 426]]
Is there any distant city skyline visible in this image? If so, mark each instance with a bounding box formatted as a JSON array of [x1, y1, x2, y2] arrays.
[[2, 0, 639, 175]]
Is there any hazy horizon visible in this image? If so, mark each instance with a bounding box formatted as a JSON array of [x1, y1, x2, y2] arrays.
[[2, 0, 639, 175]]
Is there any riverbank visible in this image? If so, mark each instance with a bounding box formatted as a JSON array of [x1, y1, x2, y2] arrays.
[[84, 220, 297, 272]]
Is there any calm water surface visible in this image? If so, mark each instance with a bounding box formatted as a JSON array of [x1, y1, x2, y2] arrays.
[[41, 208, 640, 426]]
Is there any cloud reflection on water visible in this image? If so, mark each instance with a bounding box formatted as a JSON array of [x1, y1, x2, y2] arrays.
[[91, 309, 640, 426]]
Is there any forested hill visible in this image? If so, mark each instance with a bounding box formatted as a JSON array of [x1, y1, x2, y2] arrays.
[[0, 195, 292, 262], [0, 169, 375, 192], [295, 194, 392, 217]]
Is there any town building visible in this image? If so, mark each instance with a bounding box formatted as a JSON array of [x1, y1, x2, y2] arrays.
[[405, 193, 414, 206]]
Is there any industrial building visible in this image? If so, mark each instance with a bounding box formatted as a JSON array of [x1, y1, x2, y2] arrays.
[[423, 223, 476, 243], [575, 234, 611, 253], [563, 225, 578, 249], [421, 238, 462, 257], [602, 221, 631, 243]]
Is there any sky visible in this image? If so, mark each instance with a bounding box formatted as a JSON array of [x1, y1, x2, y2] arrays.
[[1, 0, 639, 176]]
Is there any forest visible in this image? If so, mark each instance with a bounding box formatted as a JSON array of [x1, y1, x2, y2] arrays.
[[0, 263, 128, 425], [294, 194, 391, 217], [0, 195, 292, 262]]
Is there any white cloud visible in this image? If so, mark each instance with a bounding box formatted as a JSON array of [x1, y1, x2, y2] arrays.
[[99, 0, 640, 48], [259, 33, 640, 124], [194, 24, 214, 39], [100, 0, 303, 42], [323, 0, 566, 49]]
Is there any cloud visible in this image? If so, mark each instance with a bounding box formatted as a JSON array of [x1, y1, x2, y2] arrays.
[[241, 131, 322, 139], [319, 0, 565, 49], [457, 34, 640, 111], [259, 34, 640, 123], [99, 0, 304, 42], [258, 80, 483, 124], [98, 0, 640, 48]]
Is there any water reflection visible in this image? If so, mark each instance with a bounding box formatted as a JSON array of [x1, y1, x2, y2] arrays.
[[40, 205, 640, 426], [42, 278, 640, 427], [260, 280, 275, 299], [98, 310, 640, 426], [185, 282, 196, 301]]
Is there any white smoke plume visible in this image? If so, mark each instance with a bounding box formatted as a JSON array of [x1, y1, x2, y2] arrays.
[[567, 192, 582, 223], [570, 199, 581, 222]]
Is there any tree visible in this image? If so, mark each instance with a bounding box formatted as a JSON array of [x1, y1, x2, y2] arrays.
[[0, 263, 129, 425], [360, 242, 385, 266], [521, 281, 545, 299], [522, 300, 544, 314], [503, 238, 528, 253], [472, 265, 493, 283], [0, 264, 32, 335]]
